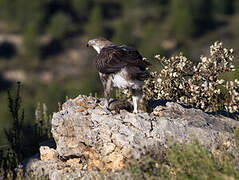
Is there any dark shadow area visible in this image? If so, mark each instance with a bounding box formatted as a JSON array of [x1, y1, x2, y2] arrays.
[[104, 27, 114, 40], [193, 19, 227, 38], [40, 39, 63, 59], [63, 29, 83, 40], [101, 2, 122, 19], [149, 99, 179, 109], [43, 0, 63, 25], [22, 136, 55, 169], [42, 0, 88, 28], [209, 111, 239, 121], [0, 74, 12, 91], [19, 123, 55, 160], [0, 41, 17, 59], [213, 18, 228, 28]]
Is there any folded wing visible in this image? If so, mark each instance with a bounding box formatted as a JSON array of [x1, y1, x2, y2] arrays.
[[96, 45, 151, 75]]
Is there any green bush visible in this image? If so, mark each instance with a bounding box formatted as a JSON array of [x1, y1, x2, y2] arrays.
[[0, 0, 46, 31], [213, 0, 235, 15], [47, 13, 76, 39], [71, 0, 93, 18], [4, 82, 24, 163], [169, 0, 213, 39], [139, 22, 164, 58], [126, 141, 239, 180], [169, 0, 195, 40], [86, 5, 104, 38], [0, 82, 52, 178], [112, 21, 134, 45], [22, 22, 40, 60]]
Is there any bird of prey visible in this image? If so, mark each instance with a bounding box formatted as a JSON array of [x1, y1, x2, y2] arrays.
[[87, 37, 150, 113]]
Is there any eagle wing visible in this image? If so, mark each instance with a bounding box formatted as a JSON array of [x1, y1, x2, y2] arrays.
[[96, 45, 150, 74]]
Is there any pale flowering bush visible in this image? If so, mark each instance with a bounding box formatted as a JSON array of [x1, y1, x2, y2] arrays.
[[224, 80, 239, 113], [143, 42, 239, 113]]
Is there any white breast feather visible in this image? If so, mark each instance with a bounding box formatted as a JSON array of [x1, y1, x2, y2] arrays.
[[111, 68, 143, 89], [112, 74, 129, 89]]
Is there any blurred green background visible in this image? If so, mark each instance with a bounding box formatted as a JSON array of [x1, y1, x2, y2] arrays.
[[0, 0, 239, 146]]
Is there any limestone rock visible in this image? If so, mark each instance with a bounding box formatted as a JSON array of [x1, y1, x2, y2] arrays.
[[26, 94, 239, 179], [40, 146, 58, 161]]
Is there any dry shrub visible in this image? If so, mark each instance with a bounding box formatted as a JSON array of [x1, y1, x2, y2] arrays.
[[143, 42, 239, 113]]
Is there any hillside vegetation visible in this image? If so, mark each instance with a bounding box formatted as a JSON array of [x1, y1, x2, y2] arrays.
[[0, 1, 239, 178]]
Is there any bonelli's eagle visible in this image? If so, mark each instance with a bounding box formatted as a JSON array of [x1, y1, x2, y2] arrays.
[[87, 37, 150, 113]]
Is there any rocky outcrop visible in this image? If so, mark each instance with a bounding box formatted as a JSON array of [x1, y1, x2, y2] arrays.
[[26, 95, 239, 179]]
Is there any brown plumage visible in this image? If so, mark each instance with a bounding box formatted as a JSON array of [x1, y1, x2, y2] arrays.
[[87, 38, 151, 113], [96, 45, 150, 75]]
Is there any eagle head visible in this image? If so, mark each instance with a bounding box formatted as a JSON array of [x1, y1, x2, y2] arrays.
[[87, 37, 113, 54]]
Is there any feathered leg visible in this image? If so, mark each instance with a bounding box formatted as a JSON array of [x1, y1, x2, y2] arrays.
[[131, 88, 143, 113], [103, 75, 112, 108]]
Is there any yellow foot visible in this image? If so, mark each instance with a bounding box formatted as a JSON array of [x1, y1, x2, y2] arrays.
[[97, 103, 105, 109]]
